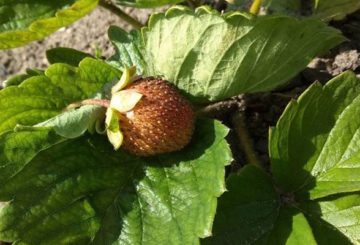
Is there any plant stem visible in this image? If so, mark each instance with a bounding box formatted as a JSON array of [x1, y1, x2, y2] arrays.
[[195, 100, 239, 118], [249, 0, 262, 15], [98, 0, 143, 30], [65, 99, 111, 111], [231, 111, 262, 169]]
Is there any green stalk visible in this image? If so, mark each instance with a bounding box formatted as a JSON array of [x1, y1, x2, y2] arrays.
[[249, 0, 263, 15], [98, 0, 143, 30], [232, 111, 262, 169], [65, 99, 110, 111]]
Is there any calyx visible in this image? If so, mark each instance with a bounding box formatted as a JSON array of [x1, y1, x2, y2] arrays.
[[105, 66, 143, 150], [65, 66, 144, 150]]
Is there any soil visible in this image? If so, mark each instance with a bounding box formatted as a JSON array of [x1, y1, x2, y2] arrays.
[[0, 4, 360, 245]]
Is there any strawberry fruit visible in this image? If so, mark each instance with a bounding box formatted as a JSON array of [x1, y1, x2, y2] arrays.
[[66, 67, 195, 156], [118, 77, 195, 156]]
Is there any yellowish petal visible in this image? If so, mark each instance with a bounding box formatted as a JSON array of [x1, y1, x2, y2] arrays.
[[105, 108, 123, 150], [110, 89, 143, 113], [111, 66, 137, 94]]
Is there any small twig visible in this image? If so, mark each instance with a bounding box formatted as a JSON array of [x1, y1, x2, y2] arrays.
[[98, 0, 143, 30], [65, 99, 110, 111], [231, 111, 262, 169], [249, 0, 262, 15], [272, 92, 296, 99]]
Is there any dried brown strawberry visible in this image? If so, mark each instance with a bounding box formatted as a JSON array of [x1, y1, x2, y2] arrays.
[[117, 77, 195, 156], [66, 67, 195, 156]]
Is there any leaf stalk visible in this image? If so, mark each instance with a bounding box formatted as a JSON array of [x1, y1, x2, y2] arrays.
[[231, 111, 262, 169], [98, 0, 143, 30], [65, 99, 110, 111], [249, 0, 262, 15]]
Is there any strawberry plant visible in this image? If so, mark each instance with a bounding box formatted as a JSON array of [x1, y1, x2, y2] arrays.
[[204, 71, 360, 245], [1, 1, 360, 245]]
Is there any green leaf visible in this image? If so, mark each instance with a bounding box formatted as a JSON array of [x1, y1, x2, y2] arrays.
[[35, 105, 106, 138], [314, 0, 360, 21], [202, 165, 321, 245], [3, 69, 45, 88], [266, 207, 317, 245], [202, 163, 358, 245], [0, 0, 98, 49], [0, 118, 232, 245], [143, 6, 344, 102], [203, 165, 280, 245], [46, 47, 93, 66], [115, 0, 183, 8], [269, 71, 360, 199], [0, 58, 121, 134], [2, 74, 31, 88], [300, 193, 360, 244], [205, 71, 360, 245], [0, 128, 65, 194], [108, 26, 147, 74], [261, 0, 301, 16], [26, 68, 45, 76]]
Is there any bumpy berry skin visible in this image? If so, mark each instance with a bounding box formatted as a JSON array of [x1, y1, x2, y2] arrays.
[[118, 77, 195, 156]]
